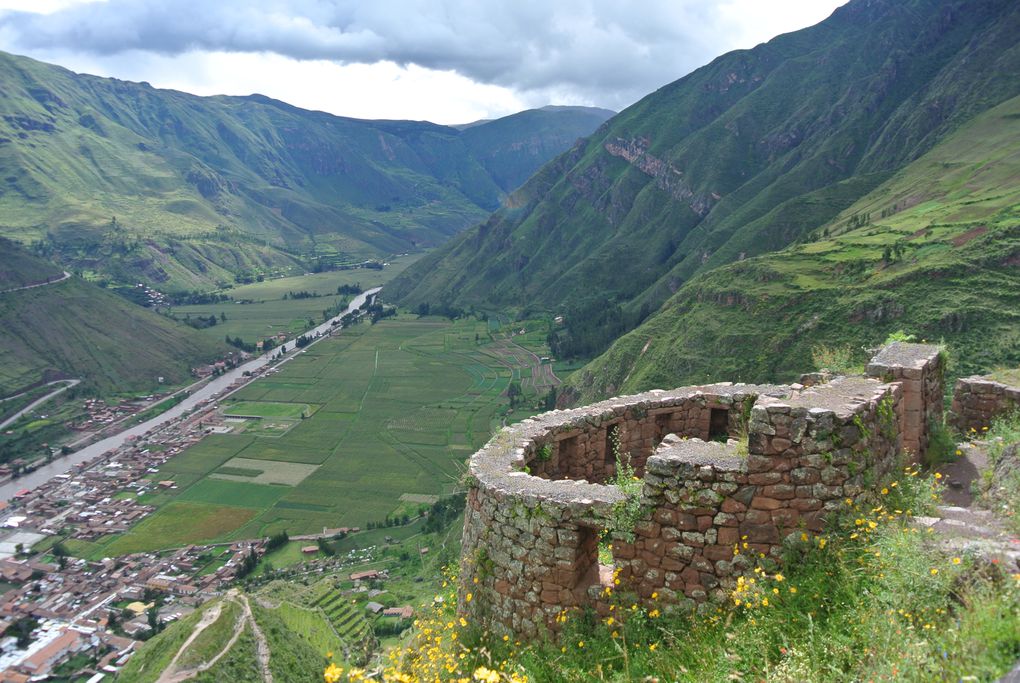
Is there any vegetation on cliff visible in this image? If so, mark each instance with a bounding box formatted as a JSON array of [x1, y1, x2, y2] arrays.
[[570, 92, 1020, 401], [389, 0, 1020, 368]]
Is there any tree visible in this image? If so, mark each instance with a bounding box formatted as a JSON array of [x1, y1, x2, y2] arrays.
[[507, 380, 523, 409], [146, 606, 163, 635]]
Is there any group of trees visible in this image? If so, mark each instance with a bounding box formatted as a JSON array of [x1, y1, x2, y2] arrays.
[[547, 298, 650, 360], [414, 302, 467, 320], [183, 312, 225, 329], [284, 290, 319, 299], [265, 530, 289, 551], [235, 547, 260, 579]]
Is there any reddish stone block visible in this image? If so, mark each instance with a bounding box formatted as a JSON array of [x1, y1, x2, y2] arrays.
[[661, 556, 684, 571], [717, 527, 739, 545], [763, 484, 796, 500], [697, 515, 714, 532], [704, 544, 732, 561], [612, 542, 636, 560], [653, 508, 677, 526], [751, 496, 782, 510], [721, 498, 747, 513], [635, 520, 661, 538], [641, 551, 662, 568], [789, 497, 823, 511], [748, 472, 783, 485], [771, 508, 800, 527], [771, 437, 792, 452], [803, 511, 826, 531], [739, 523, 780, 544], [744, 509, 771, 524], [676, 513, 698, 530]]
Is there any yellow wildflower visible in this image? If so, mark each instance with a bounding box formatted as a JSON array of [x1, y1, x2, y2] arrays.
[[324, 663, 344, 683]]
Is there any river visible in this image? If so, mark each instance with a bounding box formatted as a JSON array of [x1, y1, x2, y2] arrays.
[[0, 287, 380, 501]]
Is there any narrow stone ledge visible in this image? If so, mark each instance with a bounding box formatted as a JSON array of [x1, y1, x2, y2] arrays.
[[647, 436, 745, 476]]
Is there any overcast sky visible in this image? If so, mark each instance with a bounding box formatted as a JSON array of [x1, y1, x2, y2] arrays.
[[0, 0, 846, 124]]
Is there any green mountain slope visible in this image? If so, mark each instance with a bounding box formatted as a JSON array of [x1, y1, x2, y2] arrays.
[[460, 106, 615, 195], [0, 242, 226, 394], [388, 0, 1020, 327], [568, 93, 1020, 402], [0, 236, 61, 289], [0, 50, 610, 290]]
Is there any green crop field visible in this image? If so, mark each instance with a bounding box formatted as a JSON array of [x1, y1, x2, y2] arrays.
[[223, 401, 316, 420], [70, 502, 260, 557], [83, 314, 552, 556], [172, 255, 422, 344]]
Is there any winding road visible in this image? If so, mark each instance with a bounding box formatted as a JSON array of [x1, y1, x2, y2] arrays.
[[0, 270, 71, 294], [0, 379, 80, 430]]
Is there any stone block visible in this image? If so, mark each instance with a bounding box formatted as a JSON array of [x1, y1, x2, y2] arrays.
[[751, 496, 783, 510]]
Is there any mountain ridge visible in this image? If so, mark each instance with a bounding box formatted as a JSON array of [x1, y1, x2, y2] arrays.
[[568, 91, 1020, 402], [0, 50, 612, 290], [387, 0, 1020, 334]]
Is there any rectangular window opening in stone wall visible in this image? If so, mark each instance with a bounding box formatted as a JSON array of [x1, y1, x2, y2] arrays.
[[654, 412, 673, 446], [709, 408, 729, 440], [558, 435, 579, 479]]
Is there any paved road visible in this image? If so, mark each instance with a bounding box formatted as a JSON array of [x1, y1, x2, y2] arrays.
[[0, 379, 80, 430], [0, 288, 380, 501], [0, 270, 71, 294]]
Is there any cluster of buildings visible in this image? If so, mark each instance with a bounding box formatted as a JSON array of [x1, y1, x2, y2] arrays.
[[0, 537, 266, 680], [132, 283, 169, 308], [66, 398, 148, 433], [0, 395, 270, 678], [3, 403, 224, 543]]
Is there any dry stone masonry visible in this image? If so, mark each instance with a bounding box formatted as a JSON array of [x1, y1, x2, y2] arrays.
[[460, 343, 944, 637], [949, 372, 1020, 432]]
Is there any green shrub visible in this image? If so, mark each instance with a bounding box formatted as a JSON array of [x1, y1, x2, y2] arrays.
[[811, 344, 864, 375]]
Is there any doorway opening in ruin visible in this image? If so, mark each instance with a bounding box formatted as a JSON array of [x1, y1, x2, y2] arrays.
[[709, 408, 729, 440], [573, 527, 605, 602]]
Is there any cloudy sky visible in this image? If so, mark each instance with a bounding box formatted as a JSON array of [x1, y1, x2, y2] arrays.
[[0, 0, 846, 124]]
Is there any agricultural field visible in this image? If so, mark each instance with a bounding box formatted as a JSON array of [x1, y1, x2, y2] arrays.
[[82, 313, 553, 555], [172, 254, 422, 343]]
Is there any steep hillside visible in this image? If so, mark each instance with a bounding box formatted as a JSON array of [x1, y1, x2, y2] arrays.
[[0, 243, 226, 395], [0, 50, 610, 290], [460, 106, 615, 195], [388, 0, 1020, 329], [0, 236, 61, 289], [568, 93, 1020, 401]]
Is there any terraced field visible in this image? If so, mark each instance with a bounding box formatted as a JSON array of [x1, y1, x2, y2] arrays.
[[309, 590, 373, 646]]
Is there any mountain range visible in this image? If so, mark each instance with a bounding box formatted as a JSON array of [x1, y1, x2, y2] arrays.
[[388, 0, 1020, 397], [0, 51, 611, 291]]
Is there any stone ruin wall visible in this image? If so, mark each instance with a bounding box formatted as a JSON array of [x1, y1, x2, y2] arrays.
[[459, 344, 944, 637], [948, 375, 1020, 432], [866, 343, 946, 456]]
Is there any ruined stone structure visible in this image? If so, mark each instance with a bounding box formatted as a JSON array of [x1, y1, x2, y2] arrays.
[[949, 373, 1020, 432], [460, 343, 944, 637]]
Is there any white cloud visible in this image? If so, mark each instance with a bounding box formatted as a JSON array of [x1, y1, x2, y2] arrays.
[[0, 0, 848, 122]]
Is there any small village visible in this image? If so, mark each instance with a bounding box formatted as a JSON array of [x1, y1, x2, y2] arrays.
[[0, 345, 421, 680]]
